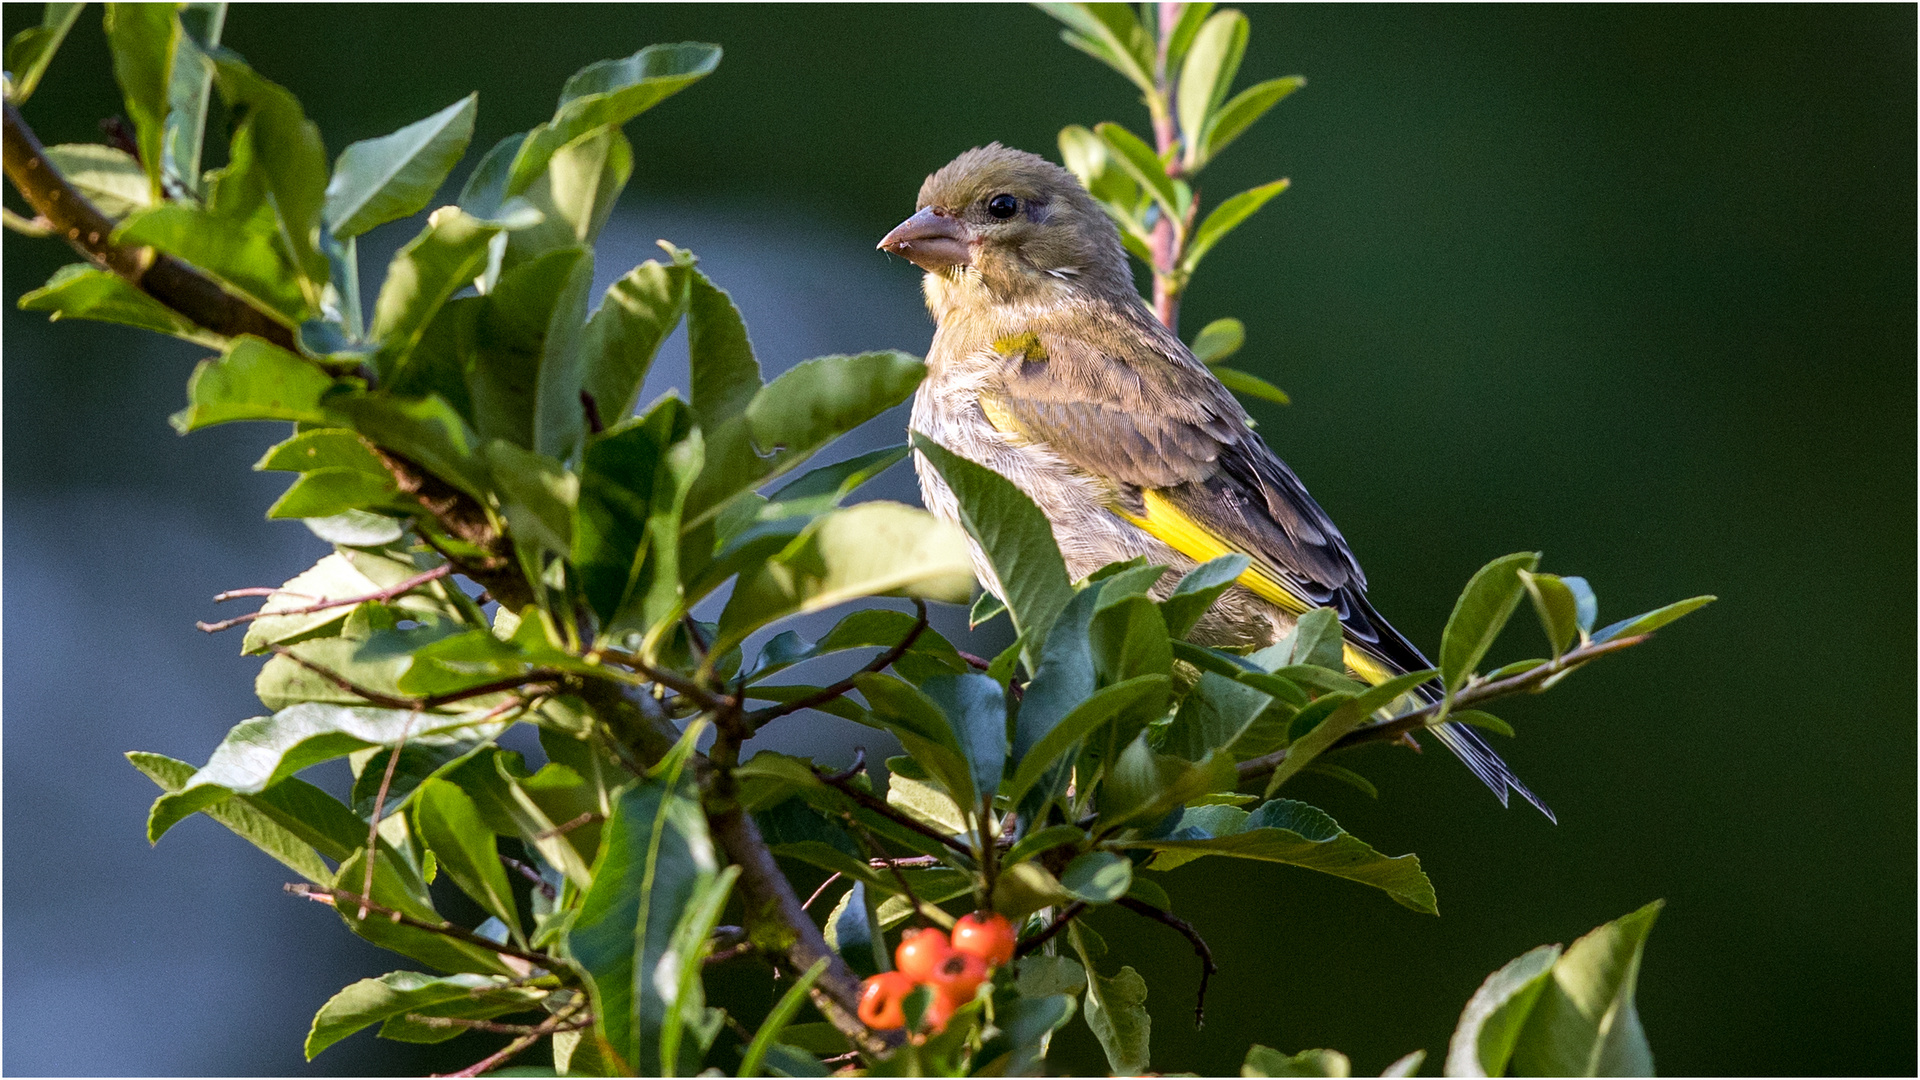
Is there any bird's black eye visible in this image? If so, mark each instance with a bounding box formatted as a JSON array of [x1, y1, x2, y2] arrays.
[[986, 193, 1019, 219]]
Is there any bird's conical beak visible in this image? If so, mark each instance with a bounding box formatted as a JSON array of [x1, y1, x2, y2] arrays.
[[878, 207, 974, 271]]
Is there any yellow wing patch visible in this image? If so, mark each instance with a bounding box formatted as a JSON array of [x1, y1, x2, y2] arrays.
[[990, 330, 1048, 360], [1120, 490, 1311, 617], [978, 394, 1027, 442]]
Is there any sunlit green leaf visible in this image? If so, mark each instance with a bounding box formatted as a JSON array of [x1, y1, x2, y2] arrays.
[[160, 3, 224, 199], [304, 970, 544, 1059], [1176, 10, 1249, 167], [746, 351, 925, 478], [324, 391, 491, 500], [414, 778, 520, 937], [325, 94, 477, 239], [128, 750, 333, 884], [4, 1, 84, 104], [1161, 670, 1273, 762], [329, 846, 517, 976], [1507, 901, 1663, 1077], [1518, 569, 1580, 660], [1095, 121, 1180, 224], [1071, 924, 1151, 1075], [910, 433, 1071, 660], [18, 263, 219, 346], [1444, 943, 1561, 1078], [1189, 316, 1245, 365], [1204, 76, 1304, 163], [41, 144, 150, 221], [210, 52, 332, 296], [507, 43, 722, 196], [1006, 674, 1169, 807], [1119, 799, 1437, 914], [1592, 595, 1716, 644], [1059, 123, 1142, 223], [103, 2, 175, 198], [1183, 178, 1289, 275], [265, 466, 398, 520], [1036, 3, 1155, 94], [1213, 365, 1291, 405], [116, 202, 311, 323], [169, 336, 335, 432], [1440, 552, 1541, 695], [580, 251, 694, 425], [1244, 1045, 1352, 1077], [1059, 850, 1132, 903]]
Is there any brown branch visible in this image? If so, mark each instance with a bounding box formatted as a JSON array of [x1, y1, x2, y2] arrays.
[[1116, 895, 1217, 1027], [500, 855, 558, 902], [4, 99, 296, 348], [705, 801, 899, 1056], [532, 812, 599, 840], [361, 714, 417, 917], [803, 873, 845, 913], [286, 883, 563, 972], [742, 600, 928, 729], [213, 586, 311, 602], [596, 647, 736, 713], [1015, 901, 1089, 957], [197, 565, 451, 633], [437, 998, 587, 1078], [1235, 633, 1654, 784]]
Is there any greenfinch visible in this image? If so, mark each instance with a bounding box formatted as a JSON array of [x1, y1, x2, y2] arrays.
[[882, 144, 1550, 818]]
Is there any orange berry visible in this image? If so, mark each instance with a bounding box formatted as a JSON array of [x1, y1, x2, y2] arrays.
[[920, 987, 960, 1034], [857, 971, 915, 1030], [950, 912, 1017, 967], [927, 949, 989, 1005], [893, 926, 954, 982]]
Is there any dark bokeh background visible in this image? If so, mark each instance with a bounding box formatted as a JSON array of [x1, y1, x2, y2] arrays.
[[4, 4, 1912, 1076]]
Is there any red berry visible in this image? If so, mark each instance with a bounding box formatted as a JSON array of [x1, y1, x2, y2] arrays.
[[927, 949, 990, 1005], [921, 987, 960, 1034], [894, 926, 954, 982], [950, 912, 1017, 967], [858, 971, 915, 1030]]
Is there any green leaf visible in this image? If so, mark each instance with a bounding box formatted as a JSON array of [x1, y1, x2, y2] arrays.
[[573, 398, 701, 634], [971, 589, 1008, 629], [760, 444, 910, 522], [305, 970, 541, 1059], [1253, 606, 1344, 673], [1302, 762, 1378, 799], [1213, 366, 1291, 405], [457, 132, 526, 221], [128, 751, 333, 884], [1243, 1045, 1352, 1077], [370, 206, 509, 381], [1518, 570, 1580, 661], [857, 673, 979, 810], [482, 440, 578, 559], [1119, 799, 1437, 914], [1189, 317, 1245, 365], [103, 2, 175, 198], [170, 336, 335, 432], [687, 267, 764, 431], [580, 253, 694, 425], [1094, 121, 1180, 225], [1005, 674, 1170, 807], [115, 202, 310, 323], [746, 351, 925, 476], [18, 263, 217, 345], [414, 778, 520, 937], [1059, 850, 1132, 904], [1059, 123, 1143, 223], [147, 703, 509, 842], [1592, 595, 1716, 644], [507, 127, 632, 266], [567, 734, 718, 1076], [466, 244, 595, 459], [210, 51, 332, 296], [1176, 10, 1249, 168], [160, 2, 224, 199], [1161, 670, 1273, 762], [655, 866, 738, 1074], [1162, 2, 1217, 80], [324, 391, 490, 500], [920, 673, 1010, 810], [1183, 178, 1290, 275], [1507, 901, 1663, 1077], [1562, 576, 1600, 636], [1265, 670, 1434, 795], [266, 467, 398, 520], [1444, 943, 1562, 1078], [910, 432, 1072, 659], [1036, 3, 1155, 94], [1098, 739, 1237, 832], [1071, 924, 1151, 1076], [329, 846, 517, 976], [715, 502, 973, 657], [1205, 76, 1305, 163], [41, 143, 151, 221], [1440, 552, 1541, 695], [1090, 594, 1173, 690], [507, 43, 722, 196], [3, 1, 84, 104], [739, 958, 831, 1077], [257, 428, 383, 473], [239, 552, 379, 654], [1003, 823, 1086, 869], [325, 94, 477, 239], [1453, 709, 1514, 738]]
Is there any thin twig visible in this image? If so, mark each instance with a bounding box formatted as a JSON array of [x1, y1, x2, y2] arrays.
[[362, 713, 417, 917], [840, 812, 931, 924], [1235, 633, 1653, 784], [213, 586, 313, 602], [1015, 902, 1089, 957], [532, 812, 599, 840], [197, 565, 451, 633], [595, 647, 735, 712], [803, 872, 845, 913], [500, 855, 558, 902], [404, 1013, 592, 1035], [811, 760, 971, 856], [742, 599, 929, 729], [286, 884, 563, 971], [437, 999, 587, 1078], [1116, 896, 1218, 1027]]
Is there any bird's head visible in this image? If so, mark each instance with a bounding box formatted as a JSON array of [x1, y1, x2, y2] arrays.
[[879, 144, 1135, 317]]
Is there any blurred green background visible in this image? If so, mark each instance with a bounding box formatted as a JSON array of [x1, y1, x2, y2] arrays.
[[4, 4, 1912, 1075]]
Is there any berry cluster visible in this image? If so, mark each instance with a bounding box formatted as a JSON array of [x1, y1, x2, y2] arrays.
[[857, 912, 1018, 1033]]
